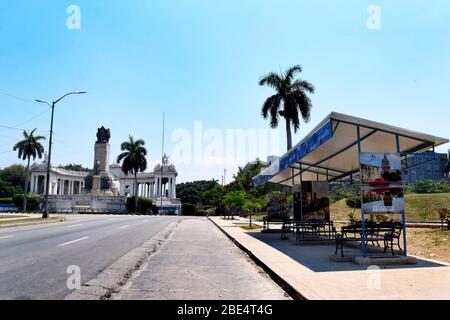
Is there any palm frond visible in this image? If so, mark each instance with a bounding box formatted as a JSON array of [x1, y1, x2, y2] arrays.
[[292, 79, 315, 94], [284, 65, 302, 83], [259, 73, 283, 90], [261, 94, 281, 119], [292, 91, 312, 123]]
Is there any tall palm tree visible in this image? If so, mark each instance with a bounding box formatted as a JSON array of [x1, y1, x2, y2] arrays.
[[13, 129, 46, 211], [259, 65, 315, 151], [116, 135, 148, 211]]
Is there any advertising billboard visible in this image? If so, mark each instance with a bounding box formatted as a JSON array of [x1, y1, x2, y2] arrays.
[[360, 152, 405, 214], [293, 181, 330, 221]]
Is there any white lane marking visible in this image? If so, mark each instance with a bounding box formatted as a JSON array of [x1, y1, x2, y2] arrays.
[[0, 235, 16, 239], [118, 225, 130, 230], [57, 237, 89, 247], [66, 224, 84, 228]]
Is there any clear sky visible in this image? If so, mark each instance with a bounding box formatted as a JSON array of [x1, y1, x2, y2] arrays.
[[1, 0, 449, 183]]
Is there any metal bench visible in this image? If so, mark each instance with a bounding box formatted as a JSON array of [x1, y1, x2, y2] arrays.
[[263, 216, 286, 231], [281, 219, 295, 240], [295, 220, 336, 243], [335, 222, 403, 257]]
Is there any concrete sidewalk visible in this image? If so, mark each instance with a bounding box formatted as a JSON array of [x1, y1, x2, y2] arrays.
[[112, 218, 290, 300], [210, 217, 450, 300]]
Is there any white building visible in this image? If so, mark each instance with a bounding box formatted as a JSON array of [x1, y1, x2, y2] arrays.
[[30, 154, 181, 214], [109, 154, 178, 199], [29, 161, 87, 196]]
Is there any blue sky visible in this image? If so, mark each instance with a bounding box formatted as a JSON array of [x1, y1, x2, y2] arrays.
[[0, 0, 449, 183]]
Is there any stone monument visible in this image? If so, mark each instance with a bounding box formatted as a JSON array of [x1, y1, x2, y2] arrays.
[[84, 127, 117, 196]]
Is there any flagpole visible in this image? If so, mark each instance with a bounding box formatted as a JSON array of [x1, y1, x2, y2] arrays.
[[160, 112, 165, 210]]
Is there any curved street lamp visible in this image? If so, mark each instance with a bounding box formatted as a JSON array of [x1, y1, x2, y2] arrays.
[[35, 92, 86, 218]]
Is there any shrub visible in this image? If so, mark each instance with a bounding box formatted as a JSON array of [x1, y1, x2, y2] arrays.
[[182, 203, 196, 216], [126, 197, 153, 214], [375, 214, 389, 222], [0, 198, 13, 204], [346, 196, 361, 209], [330, 187, 354, 204], [0, 179, 22, 198], [12, 194, 40, 211], [348, 211, 357, 224], [439, 208, 449, 221], [407, 180, 450, 194]]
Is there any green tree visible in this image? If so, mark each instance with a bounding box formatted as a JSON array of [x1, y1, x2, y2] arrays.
[[0, 164, 27, 189], [0, 179, 22, 198], [227, 160, 283, 198], [13, 129, 46, 211], [259, 65, 315, 151], [117, 135, 148, 211], [200, 185, 225, 207], [59, 164, 90, 172], [244, 197, 265, 227], [177, 180, 219, 205], [223, 190, 247, 219]]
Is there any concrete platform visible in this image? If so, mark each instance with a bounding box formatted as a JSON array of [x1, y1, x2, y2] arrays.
[[354, 256, 417, 265], [210, 217, 450, 300]]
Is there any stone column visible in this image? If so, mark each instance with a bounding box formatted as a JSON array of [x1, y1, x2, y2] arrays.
[[173, 178, 176, 198], [43, 176, 47, 195], [30, 175, 35, 193]]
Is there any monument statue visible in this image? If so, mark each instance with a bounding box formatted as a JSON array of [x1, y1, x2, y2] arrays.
[[96, 126, 111, 144], [84, 126, 117, 196], [162, 153, 169, 165]]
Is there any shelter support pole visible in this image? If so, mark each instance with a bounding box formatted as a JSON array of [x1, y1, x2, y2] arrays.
[[357, 125, 367, 258], [432, 143, 436, 193], [397, 134, 407, 257], [291, 168, 295, 219], [299, 164, 303, 221]]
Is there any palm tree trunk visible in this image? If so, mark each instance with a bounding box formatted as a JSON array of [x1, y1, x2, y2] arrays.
[[134, 172, 139, 213], [23, 157, 30, 212], [285, 118, 293, 151]]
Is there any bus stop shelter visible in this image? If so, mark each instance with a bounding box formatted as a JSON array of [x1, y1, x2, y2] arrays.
[[253, 112, 449, 257]]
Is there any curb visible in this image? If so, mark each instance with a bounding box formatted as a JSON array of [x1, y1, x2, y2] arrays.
[[0, 218, 66, 229], [208, 217, 306, 301]]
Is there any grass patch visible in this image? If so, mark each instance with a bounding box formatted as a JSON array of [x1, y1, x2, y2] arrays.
[[235, 223, 263, 231], [330, 193, 450, 223], [406, 228, 450, 262], [0, 215, 28, 220], [0, 217, 63, 226]]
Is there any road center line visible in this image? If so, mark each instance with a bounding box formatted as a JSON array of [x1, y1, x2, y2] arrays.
[[57, 237, 89, 247], [66, 224, 84, 228], [118, 225, 130, 230], [0, 235, 16, 239]]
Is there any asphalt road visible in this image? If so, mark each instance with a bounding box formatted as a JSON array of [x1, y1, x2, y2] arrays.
[[0, 215, 183, 300]]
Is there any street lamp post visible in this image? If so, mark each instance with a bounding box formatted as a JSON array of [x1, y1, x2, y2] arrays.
[[35, 92, 86, 218]]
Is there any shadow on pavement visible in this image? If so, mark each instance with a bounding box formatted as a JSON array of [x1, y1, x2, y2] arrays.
[[246, 231, 446, 273]]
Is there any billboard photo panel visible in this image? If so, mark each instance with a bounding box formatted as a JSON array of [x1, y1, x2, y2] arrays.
[[360, 152, 405, 214], [294, 181, 330, 221]]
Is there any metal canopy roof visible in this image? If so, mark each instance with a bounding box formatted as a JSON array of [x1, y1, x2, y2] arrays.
[[253, 112, 449, 187]]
